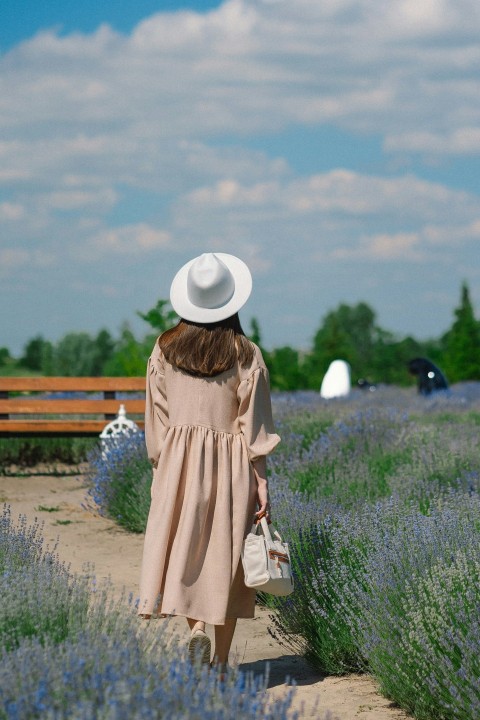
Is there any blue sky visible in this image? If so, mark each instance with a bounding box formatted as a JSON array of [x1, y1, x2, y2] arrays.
[[1, 0, 480, 357], [0, 1, 225, 48]]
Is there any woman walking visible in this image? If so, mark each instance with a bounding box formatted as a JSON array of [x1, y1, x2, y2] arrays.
[[138, 252, 280, 672]]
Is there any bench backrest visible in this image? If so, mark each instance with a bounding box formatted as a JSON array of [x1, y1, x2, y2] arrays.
[[0, 377, 145, 437]]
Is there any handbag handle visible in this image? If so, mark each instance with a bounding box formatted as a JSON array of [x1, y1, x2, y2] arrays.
[[260, 515, 274, 542], [255, 510, 269, 523], [250, 515, 283, 543], [250, 510, 268, 534]]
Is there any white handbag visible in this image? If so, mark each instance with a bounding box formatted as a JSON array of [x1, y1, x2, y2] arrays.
[[241, 515, 294, 596]]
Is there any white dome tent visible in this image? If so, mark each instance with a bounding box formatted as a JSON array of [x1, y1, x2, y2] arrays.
[[320, 360, 351, 399]]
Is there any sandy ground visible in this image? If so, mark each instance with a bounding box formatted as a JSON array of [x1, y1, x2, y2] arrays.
[[0, 472, 410, 720]]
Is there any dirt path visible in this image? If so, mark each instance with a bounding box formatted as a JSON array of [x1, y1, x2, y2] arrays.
[[1, 472, 409, 720]]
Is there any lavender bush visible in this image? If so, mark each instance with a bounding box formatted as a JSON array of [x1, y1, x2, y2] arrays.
[[0, 506, 296, 719], [1, 630, 297, 720], [87, 387, 480, 527], [269, 496, 480, 718], [85, 432, 152, 532], [266, 388, 480, 720], [84, 385, 480, 719], [271, 402, 480, 511], [0, 506, 90, 651], [366, 543, 480, 719]]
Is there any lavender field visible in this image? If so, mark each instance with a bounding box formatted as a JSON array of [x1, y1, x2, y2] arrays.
[[0, 506, 297, 719], [268, 385, 480, 720], [86, 383, 480, 720]]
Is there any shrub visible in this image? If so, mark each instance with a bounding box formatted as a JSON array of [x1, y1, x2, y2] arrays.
[[0, 506, 297, 719], [0, 630, 297, 720], [269, 492, 480, 719], [85, 432, 152, 533], [0, 438, 96, 473], [84, 386, 480, 719], [367, 546, 480, 719], [271, 405, 480, 510], [0, 507, 90, 651]]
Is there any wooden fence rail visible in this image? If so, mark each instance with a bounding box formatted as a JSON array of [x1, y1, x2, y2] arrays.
[[0, 377, 145, 437]]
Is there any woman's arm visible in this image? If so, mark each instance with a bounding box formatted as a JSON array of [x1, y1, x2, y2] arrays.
[[252, 456, 270, 519]]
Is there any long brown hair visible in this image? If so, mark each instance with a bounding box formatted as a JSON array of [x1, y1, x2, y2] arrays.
[[158, 313, 255, 377]]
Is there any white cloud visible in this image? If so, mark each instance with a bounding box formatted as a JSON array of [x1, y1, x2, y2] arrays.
[[45, 187, 117, 211], [0, 247, 56, 279], [331, 217, 480, 263], [181, 170, 476, 223], [0, 202, 24, 220], [180, 141, 288, 184], [32, 250, 56, 267], [2, 0, 480, 353], [188, 179, 278, 207], [0, 248, 29, 269], [1, 0, 480, 163], [422, 219, 480, 245], [172, 170, 480, 283], [87, 223, 171, 256], [385, 127, 480, 155], [332, 232, 424, 262]]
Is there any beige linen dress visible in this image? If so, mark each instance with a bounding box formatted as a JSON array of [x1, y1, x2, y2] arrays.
[[138, 339, 280, 625]]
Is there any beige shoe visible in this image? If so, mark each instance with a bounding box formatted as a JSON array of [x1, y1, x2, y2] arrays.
[[188, 628, 211, 665]]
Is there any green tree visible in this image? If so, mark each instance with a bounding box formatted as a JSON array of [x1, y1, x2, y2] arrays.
[[103, 325, 150, 376], [443, 283, 480, 382], [53, 333, 97, 376], [247, 317, 273, 375], [249, 317, 262, 346], [41, 341, 55, 376], [422, 336, 446, 370], [91, 329, 115, 376], [0, 347, 11, 366], [20, 335, 49, 371], [372, 334, 424, 386], [269, 346, 308, 390], [137, 300, 177, 335], [20, 335, 55, 374], [305, 302, 379, 388]]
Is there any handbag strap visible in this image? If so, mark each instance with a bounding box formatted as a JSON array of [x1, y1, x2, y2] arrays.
[[249, 510, 267, 535], [255, 515, 272, 542], [249, 515, 283, 543], [260, 516, 284, 542], [249, 512, 284, 542]]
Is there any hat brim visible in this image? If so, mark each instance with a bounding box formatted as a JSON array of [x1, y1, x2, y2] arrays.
[[170, 253, 252, 323]]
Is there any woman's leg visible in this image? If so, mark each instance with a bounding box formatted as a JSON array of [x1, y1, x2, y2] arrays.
[[187, 617, 205, 632], [213, 619, 237, 666], [187, 617, 211, 665]]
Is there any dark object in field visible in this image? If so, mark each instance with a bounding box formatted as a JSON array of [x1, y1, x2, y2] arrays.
[[408, 357, 449, 395], [357, 378, 376, 392]]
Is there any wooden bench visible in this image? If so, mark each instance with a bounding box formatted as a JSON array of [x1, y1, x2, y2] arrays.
[[0, 377, 145, 437]]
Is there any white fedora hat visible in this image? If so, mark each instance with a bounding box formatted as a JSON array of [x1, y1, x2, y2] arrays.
[[170, 252, 252, 323]]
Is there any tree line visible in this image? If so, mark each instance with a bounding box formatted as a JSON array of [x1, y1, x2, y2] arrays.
[[2, 285, 479, 390]]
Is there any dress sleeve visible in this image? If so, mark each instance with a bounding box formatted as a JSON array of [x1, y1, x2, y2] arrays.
[[237, 366, 280, 462], [144, 345, 169, 468]]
